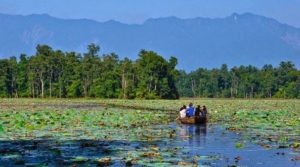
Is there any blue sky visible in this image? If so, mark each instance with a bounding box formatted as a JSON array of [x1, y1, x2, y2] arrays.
[[1, 0, 300, 27]]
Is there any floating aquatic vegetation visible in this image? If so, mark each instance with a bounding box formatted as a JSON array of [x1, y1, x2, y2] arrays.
[[0, 98, 299, 166], [70, 156, 89, 163], [0, 104, 177, 141], [1, 98, 300, 145], [235, 142, 245, 149]]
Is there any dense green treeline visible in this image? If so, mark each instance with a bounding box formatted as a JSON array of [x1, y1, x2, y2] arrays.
[[0, 43, 299, 99], [0, 44, 179, 99], [177, 63, 300, 98]]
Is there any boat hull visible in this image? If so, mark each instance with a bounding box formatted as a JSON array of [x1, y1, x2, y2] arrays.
[[179, 116, 207, 124]]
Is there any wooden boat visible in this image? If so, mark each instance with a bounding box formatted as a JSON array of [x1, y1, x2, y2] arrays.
[[178, 116, 207, 124]]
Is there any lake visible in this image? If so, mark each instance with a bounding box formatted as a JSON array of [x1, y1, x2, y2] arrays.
[[0, 123, 298, 166]]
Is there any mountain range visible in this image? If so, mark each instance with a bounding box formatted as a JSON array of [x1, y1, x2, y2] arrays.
[[0, 12, 300, 70]]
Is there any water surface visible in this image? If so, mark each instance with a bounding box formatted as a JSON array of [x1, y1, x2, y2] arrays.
[[0, 123, 299, 166]]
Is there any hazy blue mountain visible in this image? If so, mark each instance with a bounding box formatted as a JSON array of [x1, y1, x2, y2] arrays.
[[0, 13, 300, 70]]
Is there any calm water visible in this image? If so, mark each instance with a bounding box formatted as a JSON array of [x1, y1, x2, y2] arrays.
[[0, 123, 299, 166], [173, 124, 299, 167]]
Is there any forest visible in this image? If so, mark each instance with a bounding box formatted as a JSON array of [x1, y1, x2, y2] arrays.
[[0, 43, 299, 99], [177, 62, 300, 98]]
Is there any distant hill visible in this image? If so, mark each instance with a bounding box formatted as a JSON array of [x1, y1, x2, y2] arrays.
[[0, 13, 300, 70]]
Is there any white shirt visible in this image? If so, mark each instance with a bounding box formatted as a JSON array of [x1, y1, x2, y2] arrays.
[[180, 109, 186, 118]]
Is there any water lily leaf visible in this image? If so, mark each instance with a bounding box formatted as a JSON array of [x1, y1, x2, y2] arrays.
[[235, 142, 244, 149], [0, 124, 4, 133], [71, 156, 89, 162]]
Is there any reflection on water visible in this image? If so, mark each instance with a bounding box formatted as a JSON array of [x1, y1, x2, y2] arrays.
[[178, 124, 207, 147], [0, 123, 299, 166], [174, 124, 299, 167]]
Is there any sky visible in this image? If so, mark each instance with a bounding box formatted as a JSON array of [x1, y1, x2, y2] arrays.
[[0, 0, 300, 27]]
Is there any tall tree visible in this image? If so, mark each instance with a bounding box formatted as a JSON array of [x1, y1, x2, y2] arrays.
[[17, 54, 29, 97], [63, 52, 82, 97], [81, 43, 100, 97], [136, 50, 179, 99], [120, 58, 135, 99]]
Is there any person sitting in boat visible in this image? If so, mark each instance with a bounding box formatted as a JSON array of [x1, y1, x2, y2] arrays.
[[195, 105, 201, 117], [186, 103, 195, 117], [201, 105, 208, 117], [179, 105, 187, 118]]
